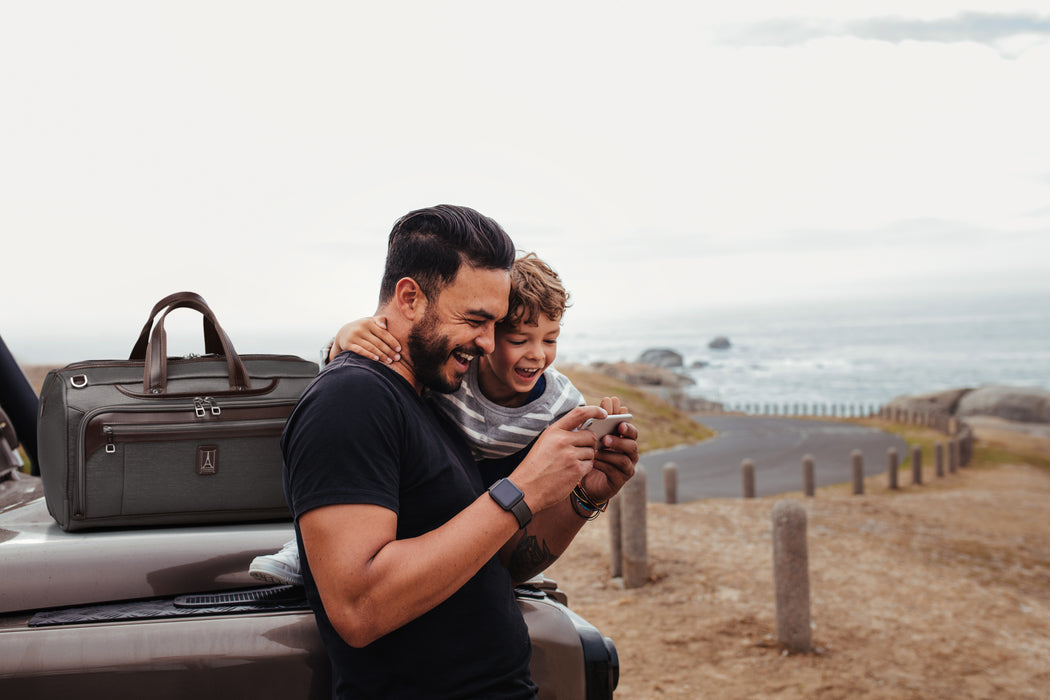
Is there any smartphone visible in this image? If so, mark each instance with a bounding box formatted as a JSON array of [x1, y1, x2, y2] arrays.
[[578, 413, 633, 439]]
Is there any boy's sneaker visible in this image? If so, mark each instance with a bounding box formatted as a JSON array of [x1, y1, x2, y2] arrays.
[[249, 540, 303, 586]]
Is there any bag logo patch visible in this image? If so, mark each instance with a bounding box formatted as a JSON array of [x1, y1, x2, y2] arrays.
[[197, 446, 219, 475]]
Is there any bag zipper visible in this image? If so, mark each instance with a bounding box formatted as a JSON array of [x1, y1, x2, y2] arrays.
[[102, 418, 286, 451]]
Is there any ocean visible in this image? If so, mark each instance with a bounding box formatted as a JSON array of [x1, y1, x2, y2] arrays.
[[10, 291, 1050, 412], [555, 291, 1050, 412]]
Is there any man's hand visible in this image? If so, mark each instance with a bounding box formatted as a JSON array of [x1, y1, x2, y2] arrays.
[[580, 396, 639, 504], [509, 405, 608, 513], [499, 399, 639, 582]]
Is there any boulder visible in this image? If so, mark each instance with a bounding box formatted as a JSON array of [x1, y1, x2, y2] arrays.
[[637, 348, 683, 368], [708, 336, 731, 350], [591, 361, 694, 388], [884, 388, 972, 418], [956, 386, 1050, 424], [583, 361, 720, 413]]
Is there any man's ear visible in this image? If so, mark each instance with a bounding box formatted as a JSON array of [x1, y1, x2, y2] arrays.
[[393, 277, 427, 321]]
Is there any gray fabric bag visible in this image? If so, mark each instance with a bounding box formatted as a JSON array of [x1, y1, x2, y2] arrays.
[[37, 292, 318, 531]]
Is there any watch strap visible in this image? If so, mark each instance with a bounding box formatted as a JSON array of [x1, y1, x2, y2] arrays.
[[508, 496, 532, 529], [488, 478, 532, 529]]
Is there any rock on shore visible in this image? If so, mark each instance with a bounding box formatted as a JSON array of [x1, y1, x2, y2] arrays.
[[886, 385, 1050, 424], [957, 386, 1050, 424], [636, 348, 683, 368], [585, 360, 723, 412]]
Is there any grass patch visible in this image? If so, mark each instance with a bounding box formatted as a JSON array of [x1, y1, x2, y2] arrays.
[[855, 417, 1050, 477], [855, 419, 956, 473], [971, 443, 1050, 472], [559, 364, 714, 453]]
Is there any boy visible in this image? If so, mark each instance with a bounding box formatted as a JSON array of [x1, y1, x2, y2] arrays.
[[251, 253, 626, 586]]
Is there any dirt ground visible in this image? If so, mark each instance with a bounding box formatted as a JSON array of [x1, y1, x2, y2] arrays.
[[546, 422, 1050, 699]]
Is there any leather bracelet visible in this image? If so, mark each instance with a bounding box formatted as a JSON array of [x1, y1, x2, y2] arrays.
[[573, 484, 608, 512], [571, 492, 601, 520]]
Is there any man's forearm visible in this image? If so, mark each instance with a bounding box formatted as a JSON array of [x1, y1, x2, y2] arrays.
[[304, 495, 523, 648], [504, 498, 588, 583]]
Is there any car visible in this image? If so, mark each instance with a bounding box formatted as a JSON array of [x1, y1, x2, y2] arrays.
[[0, 471, 618, 699]]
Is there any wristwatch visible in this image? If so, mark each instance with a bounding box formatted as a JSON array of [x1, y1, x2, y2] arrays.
[[487, 478, 532, 529]]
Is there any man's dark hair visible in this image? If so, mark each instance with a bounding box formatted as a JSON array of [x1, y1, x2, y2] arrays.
[[379, 205, 516, 304]]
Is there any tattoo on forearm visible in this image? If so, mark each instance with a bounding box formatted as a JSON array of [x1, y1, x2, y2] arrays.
[[508, 529, 556, 582]]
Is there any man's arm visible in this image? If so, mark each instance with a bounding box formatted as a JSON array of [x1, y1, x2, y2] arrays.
[[300, 405, 608, 648], [300, 496, 520, 648], [500, 398, 639, 582]]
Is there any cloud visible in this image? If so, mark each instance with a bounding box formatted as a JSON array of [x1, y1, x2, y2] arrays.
[[724, 12, 1050, 54], [850, 12, 1050, 44]]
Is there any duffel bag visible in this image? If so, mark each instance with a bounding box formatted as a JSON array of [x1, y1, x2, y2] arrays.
[[37, 291, 318, 531]]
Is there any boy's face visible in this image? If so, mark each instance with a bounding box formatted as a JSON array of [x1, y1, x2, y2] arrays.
[[478, 313, 561, 406]]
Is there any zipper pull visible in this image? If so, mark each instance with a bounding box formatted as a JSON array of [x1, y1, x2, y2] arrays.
[[104, 425, 116, 453], [205, 397, 221, 416], [194, 398, 207, 418]]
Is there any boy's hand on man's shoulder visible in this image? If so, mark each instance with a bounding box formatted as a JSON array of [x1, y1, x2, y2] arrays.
[[331, 316, 402, 364]]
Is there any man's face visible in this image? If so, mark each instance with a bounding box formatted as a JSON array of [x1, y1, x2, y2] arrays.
[[406, 265, 510, 394]]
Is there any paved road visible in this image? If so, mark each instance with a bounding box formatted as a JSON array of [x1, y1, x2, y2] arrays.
[[640, 415, 909, 502]]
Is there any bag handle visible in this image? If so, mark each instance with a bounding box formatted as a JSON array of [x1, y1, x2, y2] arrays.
[[138, 293, 252, 394], [129, 291, 223, 360]]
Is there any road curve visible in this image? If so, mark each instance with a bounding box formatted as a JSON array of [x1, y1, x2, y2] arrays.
[[640, 415, 909, 502]]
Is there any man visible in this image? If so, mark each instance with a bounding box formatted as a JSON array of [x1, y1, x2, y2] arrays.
[[282, 205, 639, 698]]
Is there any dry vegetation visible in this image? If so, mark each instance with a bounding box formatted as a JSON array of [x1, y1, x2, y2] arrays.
[[559, 363, 714, 452]]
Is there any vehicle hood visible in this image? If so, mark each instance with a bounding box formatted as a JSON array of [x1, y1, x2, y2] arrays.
[[0, 493, 293, 615]]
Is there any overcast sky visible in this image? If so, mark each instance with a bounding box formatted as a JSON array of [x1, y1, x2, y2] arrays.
[[3, 1, 1049, 362]]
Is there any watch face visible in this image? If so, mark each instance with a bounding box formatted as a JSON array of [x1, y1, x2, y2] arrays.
[[490, 478, 523, 508]]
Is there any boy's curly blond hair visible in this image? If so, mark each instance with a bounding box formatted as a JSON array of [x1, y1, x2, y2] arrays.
[[503, 252, 570, 327]]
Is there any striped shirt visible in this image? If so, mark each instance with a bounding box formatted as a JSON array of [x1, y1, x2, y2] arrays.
[[430, 364, 585, 460]]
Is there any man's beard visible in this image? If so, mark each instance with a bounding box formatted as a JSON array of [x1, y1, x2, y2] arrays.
[[406, 306, 474, 394]]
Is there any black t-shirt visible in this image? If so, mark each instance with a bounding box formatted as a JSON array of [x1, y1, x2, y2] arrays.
[[282, 354, 535, 699]]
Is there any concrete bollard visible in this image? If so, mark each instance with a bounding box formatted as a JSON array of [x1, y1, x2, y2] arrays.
[[961, 429, 973, 466], [912, 445, 923, 485], [851, 450, 864, 495], [772, 500, 812, 653], [935, 443, 945, 478], [607, 495, 622, 578], [887, 447, 899, 489], [621, 465, 648, 589], [802, 454, 815, 497], [947, 438, 957, 474], [663, 462, 678, 505], [742, 459, 756, 499]]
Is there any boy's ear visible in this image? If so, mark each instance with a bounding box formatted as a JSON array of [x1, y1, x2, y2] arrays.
[[393, 277, 427, 321]]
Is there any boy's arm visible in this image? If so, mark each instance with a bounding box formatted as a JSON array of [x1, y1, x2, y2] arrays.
[[329, 316, 401, 364]]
